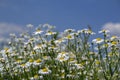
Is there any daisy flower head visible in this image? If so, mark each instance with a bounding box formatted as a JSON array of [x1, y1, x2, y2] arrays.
[[38, 67, 52, 75], [78, 28, 88, 33], [33, 59, 43, 66], [92, 38, 104, 44], [25, 59, 34, 67], [54, 38, 66, 44], [110, 36, 119, 41], [42, 56, 51, 60], [58, 51, 69, 56], [95, 59, 100, 65], [64, 34, 74, 40], [15, 59, 22, 64], [99, 29, 110, 34], [34, 44, 46, 50], [33, 44, 41, 50], [79, 29, 95, 35], [68, 58, 77, 64], [74, 63, 84, 69], [56, 54, 69, 62], [34, 28, 43, 35], [64, 29, 75, 33], [20, 64, 26, 68], [87, 29, 95, 35], [111, 41, 118, 46], [45, 31, 57, 36]]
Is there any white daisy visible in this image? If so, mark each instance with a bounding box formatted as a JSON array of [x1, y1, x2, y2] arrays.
[[38, 67, 52, 75], [34, 29, 43, 35], [92, 38, 104, 44]]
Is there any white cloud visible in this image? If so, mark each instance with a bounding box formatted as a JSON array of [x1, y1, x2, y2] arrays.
[[102, 22, 120, 36], [0, 22, 25, 38]]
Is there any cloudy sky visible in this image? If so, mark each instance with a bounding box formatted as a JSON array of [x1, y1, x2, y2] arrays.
[[0, 0, 120, 40]]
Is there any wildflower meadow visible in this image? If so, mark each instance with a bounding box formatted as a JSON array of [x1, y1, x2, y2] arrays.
[[0, 24, 120, 80]]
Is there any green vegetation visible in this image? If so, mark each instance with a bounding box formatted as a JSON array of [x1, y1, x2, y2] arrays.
[[0, 24, 120, 80]]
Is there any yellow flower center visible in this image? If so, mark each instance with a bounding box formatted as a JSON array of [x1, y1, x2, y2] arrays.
[[37, 44, 42, 47], [96, 38, 102, 41], [42, 68, 48, 72], [60, 57, 65, 60], [4, 48, 9, 52], [49, 31, 53, 34], [61, 52, 66, 54], [36, 59, 42, 63], [111, 41, 117, 45], [29, 59, 34, 62], [95, 60, 100, 64], [43, 56, 47, 59], [88, 30, 92, 33], [21, 64, 25, 67], [36, 29, 41, 32], [17, 60, 21, 63], [102, 29, 106, 32], [67, 35, 72, 39], [69, 58, 75, 61], [61, 73, 65, 78], [34, 75, 39, 79]]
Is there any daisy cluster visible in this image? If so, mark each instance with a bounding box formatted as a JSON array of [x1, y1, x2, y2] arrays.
[[0, 24, 120, 80]]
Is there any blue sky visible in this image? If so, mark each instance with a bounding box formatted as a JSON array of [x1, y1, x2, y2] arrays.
[[0, 0, 120, 39]]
